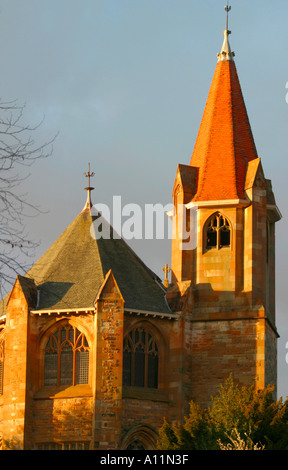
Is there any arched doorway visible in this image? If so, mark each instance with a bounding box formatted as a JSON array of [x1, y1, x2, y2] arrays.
[[121, 425, 158, 450]]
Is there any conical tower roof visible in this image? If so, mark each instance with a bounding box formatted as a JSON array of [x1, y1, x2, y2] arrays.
[[190, 25, 258, 202]]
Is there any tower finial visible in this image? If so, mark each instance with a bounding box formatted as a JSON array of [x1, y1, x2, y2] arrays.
[[82, 162, 95, 212]]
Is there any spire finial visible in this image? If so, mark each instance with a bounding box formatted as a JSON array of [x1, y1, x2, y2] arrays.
[[225, 1, 231, 33], [82, 162, 95, 212], [217, 1, 235, 61]]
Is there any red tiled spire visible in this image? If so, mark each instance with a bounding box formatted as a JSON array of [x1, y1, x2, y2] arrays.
[[190, 30, 258, 202]]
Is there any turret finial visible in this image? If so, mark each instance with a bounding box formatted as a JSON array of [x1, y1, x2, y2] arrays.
[[82, 162, 95, 212]]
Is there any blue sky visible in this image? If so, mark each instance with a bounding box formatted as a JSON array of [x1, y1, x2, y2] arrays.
[[1, 0, 288, 397]]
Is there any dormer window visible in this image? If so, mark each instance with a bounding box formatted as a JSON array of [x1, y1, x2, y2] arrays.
[[206, 213, 231, 250]]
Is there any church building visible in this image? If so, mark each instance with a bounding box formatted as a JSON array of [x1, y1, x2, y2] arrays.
[[0, 12, 281, 450]]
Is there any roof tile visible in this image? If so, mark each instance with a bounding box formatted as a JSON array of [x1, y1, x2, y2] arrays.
[[190, 59, 258, 202]]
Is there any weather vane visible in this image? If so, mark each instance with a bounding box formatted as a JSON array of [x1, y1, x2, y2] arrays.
[[84, 162, 95, 187], [225, 0, 231, 32]]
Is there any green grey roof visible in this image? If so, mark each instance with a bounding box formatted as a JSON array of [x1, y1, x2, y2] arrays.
[[19, 209, 171, 314]]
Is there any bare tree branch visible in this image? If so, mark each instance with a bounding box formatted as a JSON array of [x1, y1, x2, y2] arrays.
[[0, 99, 56, 295]]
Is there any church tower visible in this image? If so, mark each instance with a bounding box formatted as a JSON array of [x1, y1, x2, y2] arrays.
[[0, 5, 282, 450], [169, 6, 281, 406]]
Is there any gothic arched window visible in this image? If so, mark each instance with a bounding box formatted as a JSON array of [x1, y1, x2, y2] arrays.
[[44, 323, 90, 387], [0, 333, 5, 395], [205, 212, 231, 250], [123, 327, 158, 389]]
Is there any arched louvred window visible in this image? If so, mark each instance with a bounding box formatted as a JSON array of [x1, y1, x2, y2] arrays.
[[44, 323, 90, 387], [0, 332, 5, 395], [123, 327, 158, 389], [206, 212, 231, 250]]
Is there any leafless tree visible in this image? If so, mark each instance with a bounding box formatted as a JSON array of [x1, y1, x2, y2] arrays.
[[0, 99, 56, 295]]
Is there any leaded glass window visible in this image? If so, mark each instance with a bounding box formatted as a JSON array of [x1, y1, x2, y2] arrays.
[[44, 324, 90, 387], [123, 327, 158, 389]]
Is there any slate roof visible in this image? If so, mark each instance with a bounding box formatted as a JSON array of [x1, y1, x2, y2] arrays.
[[16, 209, 172, 314]]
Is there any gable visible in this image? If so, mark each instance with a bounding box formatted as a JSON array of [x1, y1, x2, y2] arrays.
[[95, 269, 124, 304], [172, 164, 198, 204]]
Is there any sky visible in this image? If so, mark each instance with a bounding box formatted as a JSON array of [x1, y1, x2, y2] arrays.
[[1, 0, 288, 398]]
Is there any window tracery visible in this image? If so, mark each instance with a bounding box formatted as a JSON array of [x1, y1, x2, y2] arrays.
[[123, 327, 158, 389], [44, 323, 89, 387], [205, 212, 231, 250]]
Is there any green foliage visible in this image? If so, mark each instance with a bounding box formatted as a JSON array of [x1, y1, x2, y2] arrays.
[[157, 375, 288, 450], [157, 419, 179, 450], [182, 402, 215, 450]]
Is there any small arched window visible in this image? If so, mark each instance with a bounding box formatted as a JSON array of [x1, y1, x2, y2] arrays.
[[206, 212, 231, 250], [0, 333, 5, 395], [123, 327, 158, 389], [44, 323, 90, 387]]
